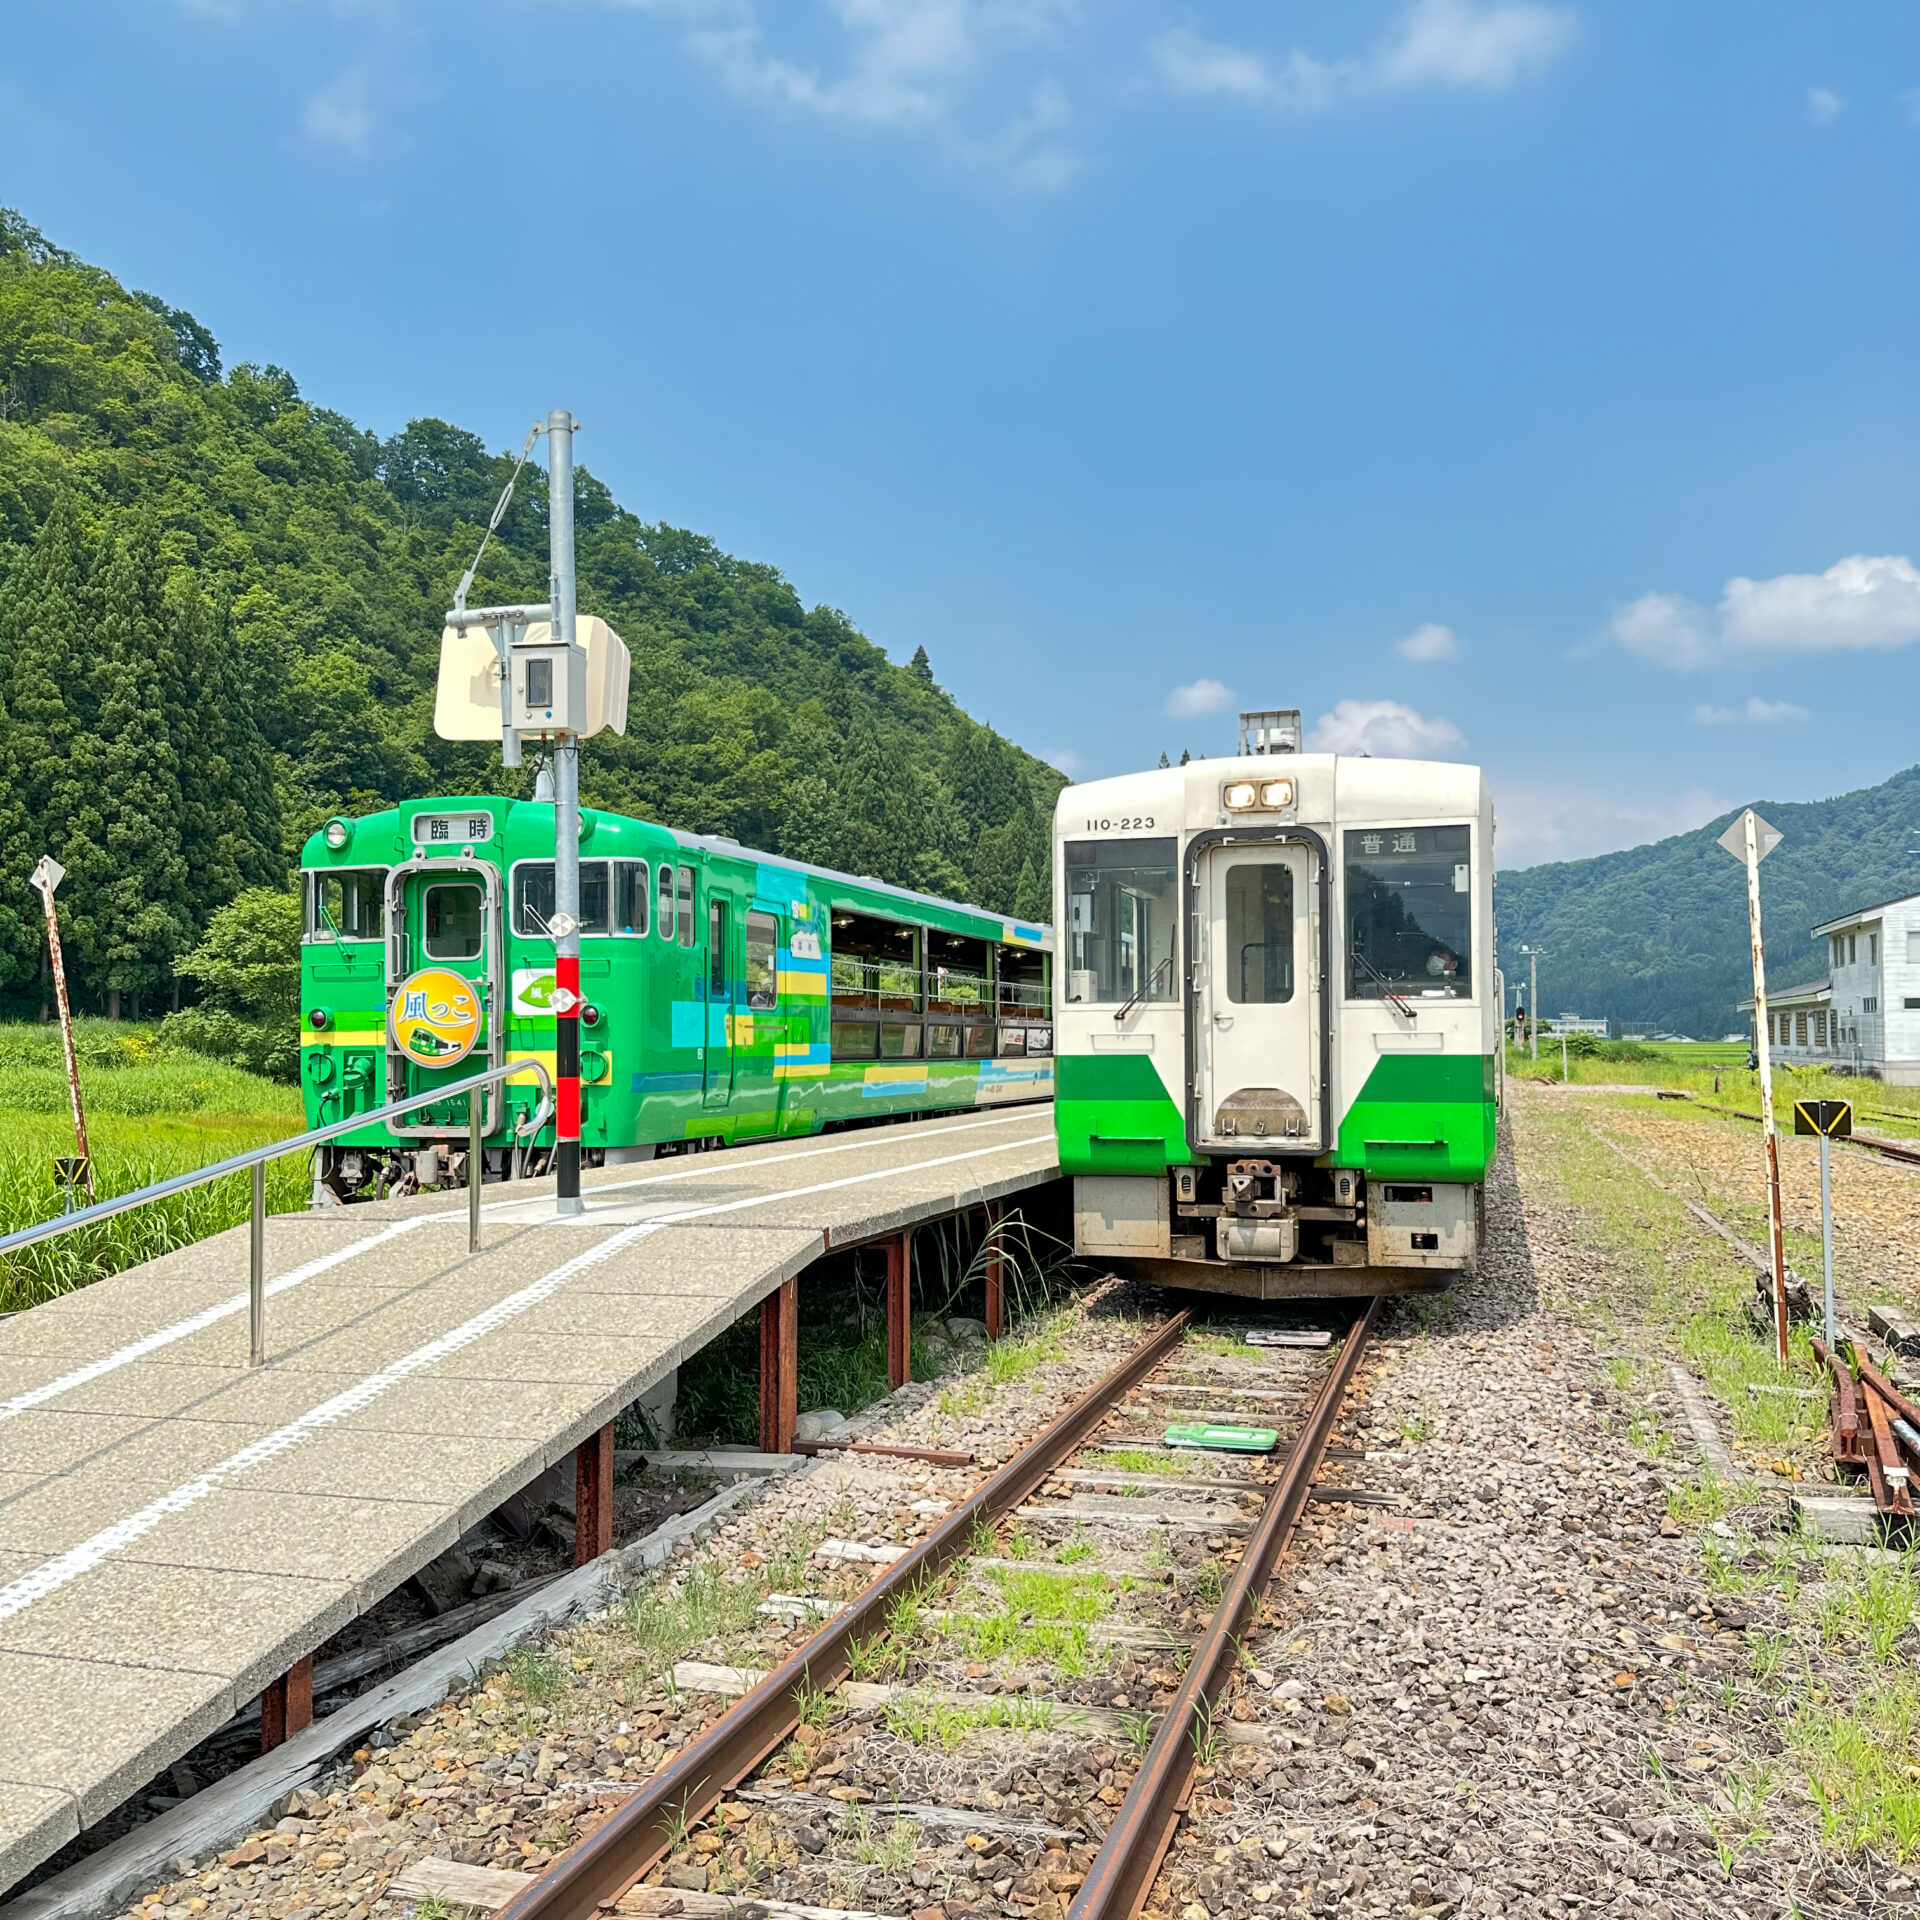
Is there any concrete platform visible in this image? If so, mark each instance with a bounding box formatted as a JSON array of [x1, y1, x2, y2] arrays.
[[0, 1106, 1058, 1894]]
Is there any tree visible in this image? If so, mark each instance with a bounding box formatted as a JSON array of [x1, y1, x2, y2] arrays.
[[163, 886, 302, 1080], [908, 644, 934, 684], [57, 515, 192, 1015]]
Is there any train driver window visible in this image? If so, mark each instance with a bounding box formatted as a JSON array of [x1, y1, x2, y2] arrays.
[[1345, 825, 1472, 1001], [1063, 838, 1177, 1005], [613, 861, 649, 936], [745, 911, 778, 1010], [307, 869, 385, 942], [677, 866, 696, 947], [423, 881, 484, 960], [1225, 863, 1294, 1003], [512, 862, 609, 937], [658, 864, 675, 941]]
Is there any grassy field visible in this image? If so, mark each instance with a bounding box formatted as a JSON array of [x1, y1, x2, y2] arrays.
[[1505, 1038, 1920, 1137], [0, 1021, 304, 1314]]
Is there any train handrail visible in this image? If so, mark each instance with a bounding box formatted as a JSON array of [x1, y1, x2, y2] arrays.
[[0, 1058, 555, 1367]]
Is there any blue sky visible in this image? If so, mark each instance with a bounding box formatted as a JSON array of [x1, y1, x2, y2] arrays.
[[3, 1, 1916, 866]]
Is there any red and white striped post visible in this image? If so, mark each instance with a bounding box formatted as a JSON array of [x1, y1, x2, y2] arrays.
[[547, 409, 584, 1216]]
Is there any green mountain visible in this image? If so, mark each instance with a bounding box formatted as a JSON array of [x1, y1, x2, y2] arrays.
[[0, 210, 1060, 1017], [1497, 765, 1920, 1041]]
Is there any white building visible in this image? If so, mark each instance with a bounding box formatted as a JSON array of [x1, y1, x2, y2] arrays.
[[1747, 890, 1920, 1083], [1541, 1014, 1608, 1037]]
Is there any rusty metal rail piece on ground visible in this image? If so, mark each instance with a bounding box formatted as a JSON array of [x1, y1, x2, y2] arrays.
[[1066, 1298, 1379, 1920], [495, 1310, 1193, 1920], [1814, 1337, 1865, 1466], [791, 1438, 977, 1467]]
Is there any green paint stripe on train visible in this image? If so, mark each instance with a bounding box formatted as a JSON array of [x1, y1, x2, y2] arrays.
[[1334, 1053, 1497, 1184], [1055, 1052, 1191, 1176]]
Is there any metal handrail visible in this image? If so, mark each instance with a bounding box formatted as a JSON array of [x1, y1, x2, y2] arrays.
[[0, 1058, 555, 1367]]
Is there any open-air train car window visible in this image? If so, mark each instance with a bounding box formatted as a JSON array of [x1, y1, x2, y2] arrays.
[[830, 911, 918, 1059]]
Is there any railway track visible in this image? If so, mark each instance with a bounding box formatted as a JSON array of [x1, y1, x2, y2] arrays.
[[482, 1304, 1376, 1920]]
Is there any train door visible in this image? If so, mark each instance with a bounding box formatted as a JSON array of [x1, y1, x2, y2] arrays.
[[703, 896, 735, 1107], [384, 859, 505, 1135], [730, 907, 780, 1133], [1193, 843, 1321, 1150]]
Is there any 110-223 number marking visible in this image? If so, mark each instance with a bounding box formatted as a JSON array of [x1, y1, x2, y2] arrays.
[[1082, 816, 1155, 832]]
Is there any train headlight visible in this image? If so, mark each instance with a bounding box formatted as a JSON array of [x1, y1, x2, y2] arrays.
[[1223, 781, 1257, 811], [1259, 779, 1294, 809], [323, 817, 352, 851]]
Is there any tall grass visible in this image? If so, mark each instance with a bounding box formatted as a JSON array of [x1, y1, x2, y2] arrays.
[[0, 1021, 304, 1313]]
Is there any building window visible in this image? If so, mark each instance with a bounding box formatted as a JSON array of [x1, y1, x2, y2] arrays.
[[1906, 999, 1920, 1012], [1816, 1011, 1828, 1045], [1850, 933, 1858, 965], [1796, 1012, 1807, 1047], [1865, 996, 1879, 1014], [1871, 932, 1880, 967]]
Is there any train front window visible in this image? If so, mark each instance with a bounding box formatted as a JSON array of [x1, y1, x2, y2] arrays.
[[423, 882, 484, 961], [307, 869, 385, 941], [1345, 825, 1472, 1000], [512, 862, 610, 937], [1064, 837, 1177, 1006]]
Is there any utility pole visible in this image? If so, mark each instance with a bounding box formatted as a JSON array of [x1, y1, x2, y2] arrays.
[[1519, 945, 1542, 1063], [1719, 808, 1787, 1364], [433, 411, 627, 1223], [546, 410, 584, 1217]]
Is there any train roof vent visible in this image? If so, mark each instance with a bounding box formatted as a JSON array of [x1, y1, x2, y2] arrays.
[[1238, 709, 1301, 756]]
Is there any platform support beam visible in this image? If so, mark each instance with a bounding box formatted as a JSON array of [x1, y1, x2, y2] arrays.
[[575, 1421, 615, 1566], [260, 1655, 313, 1753], [983, 1200, 1006, 1341], [759, 1275, 798, 1454], [886, 1230, 913, 1389]]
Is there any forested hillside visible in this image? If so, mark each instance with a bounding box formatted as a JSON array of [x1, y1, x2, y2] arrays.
[[1498, 765, 1920, 1040], [0, 210, 1059, 1018]]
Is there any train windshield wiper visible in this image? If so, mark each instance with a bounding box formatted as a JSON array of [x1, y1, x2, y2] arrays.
[[1115, 953, 1173, 1024], [1351, 946, 1415, 1021]]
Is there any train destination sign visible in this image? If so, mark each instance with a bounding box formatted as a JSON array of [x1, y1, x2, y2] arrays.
[[389, 966, 483, 1068], [1793, 1099, 1853, 1139]]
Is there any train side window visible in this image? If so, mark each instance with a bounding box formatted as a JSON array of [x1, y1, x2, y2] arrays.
[[709, 901, 729, 996], [423, 882, 484, 960], [1224, 863, 1295, 1004], [307, 868, 385, 942], [677, 866, 695, 947], [613, 862, 649, 936], [831, 1019, 878, 1059], [658, 865, 675, 941], [1345, 825, 1472, 1000], [745, 911, 778, 1010]]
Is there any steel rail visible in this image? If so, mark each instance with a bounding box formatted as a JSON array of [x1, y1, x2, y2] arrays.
[[494, 1310, 1194, 1920], [1067, 1297, 1379, 1920]]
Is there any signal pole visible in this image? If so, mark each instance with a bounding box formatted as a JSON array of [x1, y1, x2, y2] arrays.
[[547, 410, 584, 1216]]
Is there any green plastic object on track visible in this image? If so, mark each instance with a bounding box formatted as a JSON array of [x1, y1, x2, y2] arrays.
[[1163, 1422, 1279, 1454]]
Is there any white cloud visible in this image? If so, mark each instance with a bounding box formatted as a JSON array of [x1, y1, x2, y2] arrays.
[[1166, 677, 1234, 717], [1611, 555, 1920, 667], [1691, 696, 1811, 727], [1373, 0, 1576, 91], [1808, 85, 1845, 125], [1151, 0, 1574, 110], [1395, 621, 1461, 663], [618, 0, 1082, 183], [1043, 745, 1085, 776], [303, 71, 374, 156], [1497, 782, 1732, 868], [1307, 698, 1465, 758]]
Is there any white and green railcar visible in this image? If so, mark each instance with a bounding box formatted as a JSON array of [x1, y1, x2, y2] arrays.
[[1053, 712, 1499, 1298]]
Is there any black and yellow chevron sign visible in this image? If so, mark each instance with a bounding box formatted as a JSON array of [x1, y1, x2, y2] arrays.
[[1793, 1099, 1853, 1139]]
